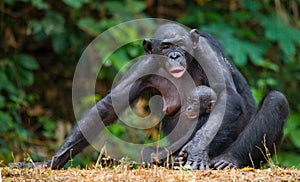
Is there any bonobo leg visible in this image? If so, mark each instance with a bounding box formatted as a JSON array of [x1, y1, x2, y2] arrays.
[[211, 91, 289, 169]]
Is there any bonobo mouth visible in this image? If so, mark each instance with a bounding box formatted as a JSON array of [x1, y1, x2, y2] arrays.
[[185, 112, 198, 120], [170, 67, 185, 78]]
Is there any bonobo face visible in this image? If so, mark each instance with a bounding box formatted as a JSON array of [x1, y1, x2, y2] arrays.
[[143, 24, 196, 79], [185, 95, 200, 119], [185, 86, 217, 120]]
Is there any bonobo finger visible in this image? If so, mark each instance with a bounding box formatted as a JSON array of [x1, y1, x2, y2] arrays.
[[205, 163, 210, 170], [175, 156, 183, 162], [191, 161, 198, 169], [184, 159, 193, 168], [178, 151, 187, 158], [178, 147, 188, 156], [199, 161, 210, 170], [199, 162, 205, 170], [173, 157, 184, 166]]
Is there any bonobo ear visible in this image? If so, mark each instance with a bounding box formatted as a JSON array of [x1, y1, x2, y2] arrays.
[[206, 100, 216, 113], [143, 38, 153, 54], [190, 29, 200, 49]]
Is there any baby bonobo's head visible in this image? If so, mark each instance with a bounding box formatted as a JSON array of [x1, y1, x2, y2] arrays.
[[185, 86, 217, 119]]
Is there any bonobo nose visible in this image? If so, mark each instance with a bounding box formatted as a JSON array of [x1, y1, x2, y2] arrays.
[[187, 106, 193, 112], [169, 52, 180, 59]]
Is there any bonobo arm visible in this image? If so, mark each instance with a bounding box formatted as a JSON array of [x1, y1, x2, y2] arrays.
[[9, 56, 159, 169]]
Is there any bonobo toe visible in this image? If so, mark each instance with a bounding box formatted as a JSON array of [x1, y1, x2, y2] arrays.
[[211, 159, 238, 170]]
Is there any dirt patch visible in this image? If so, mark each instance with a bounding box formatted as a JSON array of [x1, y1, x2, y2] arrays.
[[1, 167, 299, 182]]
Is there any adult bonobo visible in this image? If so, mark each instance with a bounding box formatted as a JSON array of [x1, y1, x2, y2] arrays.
[[10, 23, 289, 170], [141, 24, 288, 169]]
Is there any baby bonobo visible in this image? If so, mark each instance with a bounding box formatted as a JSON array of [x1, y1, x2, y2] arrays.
[[176, 85, 217, 169], [185, 85, 217, 120], [143, 85, 217, 167]]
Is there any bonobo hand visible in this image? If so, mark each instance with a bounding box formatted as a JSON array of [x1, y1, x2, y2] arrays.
[[177, 142, 210, 170]]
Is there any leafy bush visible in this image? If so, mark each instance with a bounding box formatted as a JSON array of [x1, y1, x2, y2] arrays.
[[0, 54, 38, 161]]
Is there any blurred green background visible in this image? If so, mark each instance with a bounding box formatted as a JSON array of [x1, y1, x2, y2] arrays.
[[0, 0, 299, 168]]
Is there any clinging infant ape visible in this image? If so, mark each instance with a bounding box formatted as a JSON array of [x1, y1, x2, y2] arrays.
[[143, 85, 217, 168]]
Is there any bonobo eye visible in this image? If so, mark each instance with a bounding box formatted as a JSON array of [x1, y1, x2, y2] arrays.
[[192, 99, 199, 105], [175, 41, 185, 49], [187, 98, 199, 105], [160, 43, 171, 50]]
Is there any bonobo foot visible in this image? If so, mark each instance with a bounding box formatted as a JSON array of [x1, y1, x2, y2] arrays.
[[177, 143, 210, 170], [8, 160, 51, 168], [210, 154, 239, 169]]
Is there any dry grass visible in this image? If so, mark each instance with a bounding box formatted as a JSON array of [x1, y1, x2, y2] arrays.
[[1, 166, 299, 182]]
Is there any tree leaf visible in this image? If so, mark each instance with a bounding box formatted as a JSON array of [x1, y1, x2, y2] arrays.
[[42, 11, 65, 35], [0, 95, 4, 108], [63, 0, 90, 9], [52, 33, 68, 54], [0, 66, 18, 93], [30, 0, 50, 10], [77, 17, 103, 36], [14, 54, 39, 70], [17, 67, 34, 86], [261, 14, 300, 57], [0, 111, 13, 132], [202, 24, 266, 66]]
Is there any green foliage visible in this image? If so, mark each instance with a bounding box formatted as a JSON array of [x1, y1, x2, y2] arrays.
[[284, 113, 300, 148], [276, 152, 300, 168], [261, 14, 300, 61], [5, 0, 50, 9], [104, 0, 146, 19], [98, 41, 144, 79], [38, 116, 57, 139], [0, 53, 39, 161], [201, 24, 266, 66], [63, 0, 90, 9]]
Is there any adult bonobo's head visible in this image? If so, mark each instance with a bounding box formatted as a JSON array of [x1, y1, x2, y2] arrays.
[[143, 23, 200, 78], [185, 86, 217, 120]]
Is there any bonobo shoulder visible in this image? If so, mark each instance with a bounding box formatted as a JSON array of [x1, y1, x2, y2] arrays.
[[198, 32, 227, 58]]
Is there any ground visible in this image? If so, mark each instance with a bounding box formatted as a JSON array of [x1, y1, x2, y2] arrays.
[[1, 167, 299, 182]]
